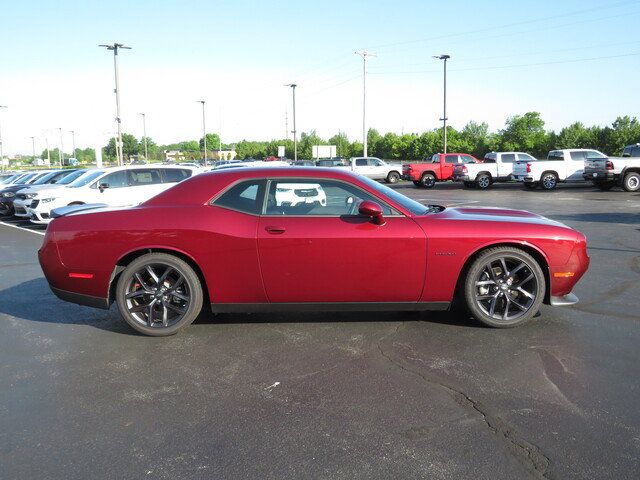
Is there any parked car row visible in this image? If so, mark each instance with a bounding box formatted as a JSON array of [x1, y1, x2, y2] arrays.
[[0, 165, 199, 224]]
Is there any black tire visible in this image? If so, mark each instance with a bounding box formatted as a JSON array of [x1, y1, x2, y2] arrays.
[[540, 172, 558, 190], [593, 181, 614, 191], [476, 174, 492, 190], [523, 182, 537, 189], [463, 247, 545, 328], [622, 172, 640, 192], [386, 171, 400, 184], [463, 181, 475, 189], [420, 173, 436, 188], [115, 253, 204, 336], [412, 180, 422, 187]]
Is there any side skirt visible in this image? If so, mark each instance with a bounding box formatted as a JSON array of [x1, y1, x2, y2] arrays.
[[50, 286, 110, 310], [210, 301, 450, 314]]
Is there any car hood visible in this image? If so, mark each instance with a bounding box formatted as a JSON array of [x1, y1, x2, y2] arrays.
[[434, 206, 569, 228], [19, 184, 68, 194]]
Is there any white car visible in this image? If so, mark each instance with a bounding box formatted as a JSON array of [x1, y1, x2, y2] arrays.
[[345, 157, 403, 184], [13, 169, 88, 218], [30, 165, 198, 224], [453, 152, 536, 189], [513, 149, 608, 190], [275, 182, 327, 207]]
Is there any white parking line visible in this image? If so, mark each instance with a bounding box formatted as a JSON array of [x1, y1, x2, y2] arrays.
[[0, 221, 46, 236]]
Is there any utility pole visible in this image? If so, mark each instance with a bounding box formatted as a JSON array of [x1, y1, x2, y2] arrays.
[[355, 50, 376, 157], [30, 136, 36, 164], [0, 106, 6, 170], [58, 127, 64, 167], [99, 43, 131, 166], [139, 113, 148, 161], [285, 84, 297, 161], [70, 130, 76, 159], [196, 100, 207, 163], [45, 136, 51, 165], [433, 54, 450, 153], [285, 109, 289, 140]]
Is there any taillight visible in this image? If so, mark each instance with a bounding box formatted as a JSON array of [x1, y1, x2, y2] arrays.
[[526, 163, 532, 173], [606, 160, 614, 170], [462, 166, 468, 173]]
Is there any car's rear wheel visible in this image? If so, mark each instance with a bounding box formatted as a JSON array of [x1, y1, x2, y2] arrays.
[[622, 172, 640, 192], [386, 171, 400, 184], [115, 253, 203, 336], [463, 247, 545, 328], [540, 172, 558, 190], [420, 173, 436, 188], [476, 174, 491, 189]]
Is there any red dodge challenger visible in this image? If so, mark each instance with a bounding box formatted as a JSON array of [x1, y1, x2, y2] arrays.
[[38, 167, 589, 336]]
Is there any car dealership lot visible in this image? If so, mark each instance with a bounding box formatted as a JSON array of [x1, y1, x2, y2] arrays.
[[1, 183, 639, 479]]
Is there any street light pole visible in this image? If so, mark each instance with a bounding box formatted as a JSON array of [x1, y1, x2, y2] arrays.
[[196, 100, 207, 163], [285, 84, 297, 161], [99, 43, 131, 166], [433, 54, 450, 154], [58, 127, 64, 167], [139, 113, 148, 161], [355, 51, 376, 157], [70, 130, 76, 159], [30, 136, 36, 164]]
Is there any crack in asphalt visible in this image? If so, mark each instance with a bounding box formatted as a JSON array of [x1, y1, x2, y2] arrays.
[[377, 322, 556, 480]]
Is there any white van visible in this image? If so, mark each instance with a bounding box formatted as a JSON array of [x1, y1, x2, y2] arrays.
[[30, 165, 198, 224]]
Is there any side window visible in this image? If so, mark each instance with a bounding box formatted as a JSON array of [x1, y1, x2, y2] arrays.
[[431, 154, 440, 163], [163, 168, 192, 183], [444, 155, 459, 164], [265, 179, 394, 216], [632, 147, 640, 157], [570, 151, 586, 161], [129, 169, 162, 186], [517, 153, 535, 161], [502, 154, 516, 163], [370, 158, 383, 166], [98, 170, 128, 189], [483, 157, 496, 164], [212, 180, 266, 215], [461, 155, 476, 164], [355, 159, 367, 167]]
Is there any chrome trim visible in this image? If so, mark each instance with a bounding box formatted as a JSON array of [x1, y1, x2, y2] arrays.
[[550, 293, 579, 306]]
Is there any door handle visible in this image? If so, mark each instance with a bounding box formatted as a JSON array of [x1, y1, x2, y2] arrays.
[[265, 226, 286, 234]]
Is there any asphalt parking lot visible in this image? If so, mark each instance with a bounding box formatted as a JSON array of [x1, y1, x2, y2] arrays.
[[1, 182, 639, 479]]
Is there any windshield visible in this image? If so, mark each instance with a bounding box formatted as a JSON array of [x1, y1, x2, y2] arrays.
[[16, 173, 38, 184], [1, 174, 22, 184], [31, 171, 60, 185], [67, 170, 105, 188], [359, 176, 442, 215], [58, 169, 87, 185]]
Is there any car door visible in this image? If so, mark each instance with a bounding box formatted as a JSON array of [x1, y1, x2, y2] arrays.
[[127, 168, 164, 203], [368, 158, 386, 178], [91, 170, 130, 205], [257, 178, 427, 303], [443, 155, 459, 179]]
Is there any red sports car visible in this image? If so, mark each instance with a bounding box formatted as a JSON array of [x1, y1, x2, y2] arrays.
[[38, 168, 589, 336]]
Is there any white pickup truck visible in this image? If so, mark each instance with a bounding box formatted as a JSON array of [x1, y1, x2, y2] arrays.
[[453, 151, 536, 189], [346, 157, 404, 183], [513, 149, 608, 190], [583, 143, 640, 192]]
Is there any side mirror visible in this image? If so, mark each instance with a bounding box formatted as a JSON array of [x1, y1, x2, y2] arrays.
[[358, 200, 385, 226], [98, 183, 109, 192]]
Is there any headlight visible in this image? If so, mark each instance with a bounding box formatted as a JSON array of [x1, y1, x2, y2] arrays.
[[40, 198, 56, 203], [26, 193, 37, 199], [2, 192, 15, 198]]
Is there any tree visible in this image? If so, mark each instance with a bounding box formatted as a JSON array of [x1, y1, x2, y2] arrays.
[[499, 112, 550, 157], [298, 130, 323, 159], [138, 137, 158, 161], [104, 133, 139, 160], [367, 128, 382, 157], [328, 132, 351, 158], [199, 133, 221, 153]]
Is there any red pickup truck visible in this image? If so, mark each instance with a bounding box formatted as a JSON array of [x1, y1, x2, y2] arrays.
[[402, 153, 481, 188]]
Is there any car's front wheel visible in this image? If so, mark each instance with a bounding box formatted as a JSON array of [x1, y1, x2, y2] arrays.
[[386, 171, 400, 184], [115, 253, 204, 336], [463, 247, 545, 328], [623, 172, 640, 192]]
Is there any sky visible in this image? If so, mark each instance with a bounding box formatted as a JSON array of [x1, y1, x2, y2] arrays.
[[1, 0, 640, 155]]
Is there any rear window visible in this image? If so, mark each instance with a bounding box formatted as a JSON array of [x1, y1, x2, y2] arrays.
[[162, 168, 192, 183], [129, 169, 161, 185], [212, 180, 266, 215], [548, 151, 564, 161]]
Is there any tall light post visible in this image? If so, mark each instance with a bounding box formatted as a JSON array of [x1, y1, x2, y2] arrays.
[[99, 43, 131, 166], [433, 54, 450, 153], [58, 127, 64, 167], [69, 130, 76, 159], [0, 105, 7, 169], [196, 100, 207, 163], [284, 84, 297, 161], [30, 136, 36, 164], [355, 51, 376, 157], [139, 113, 148, 161], [45, 136, 51, 165]]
